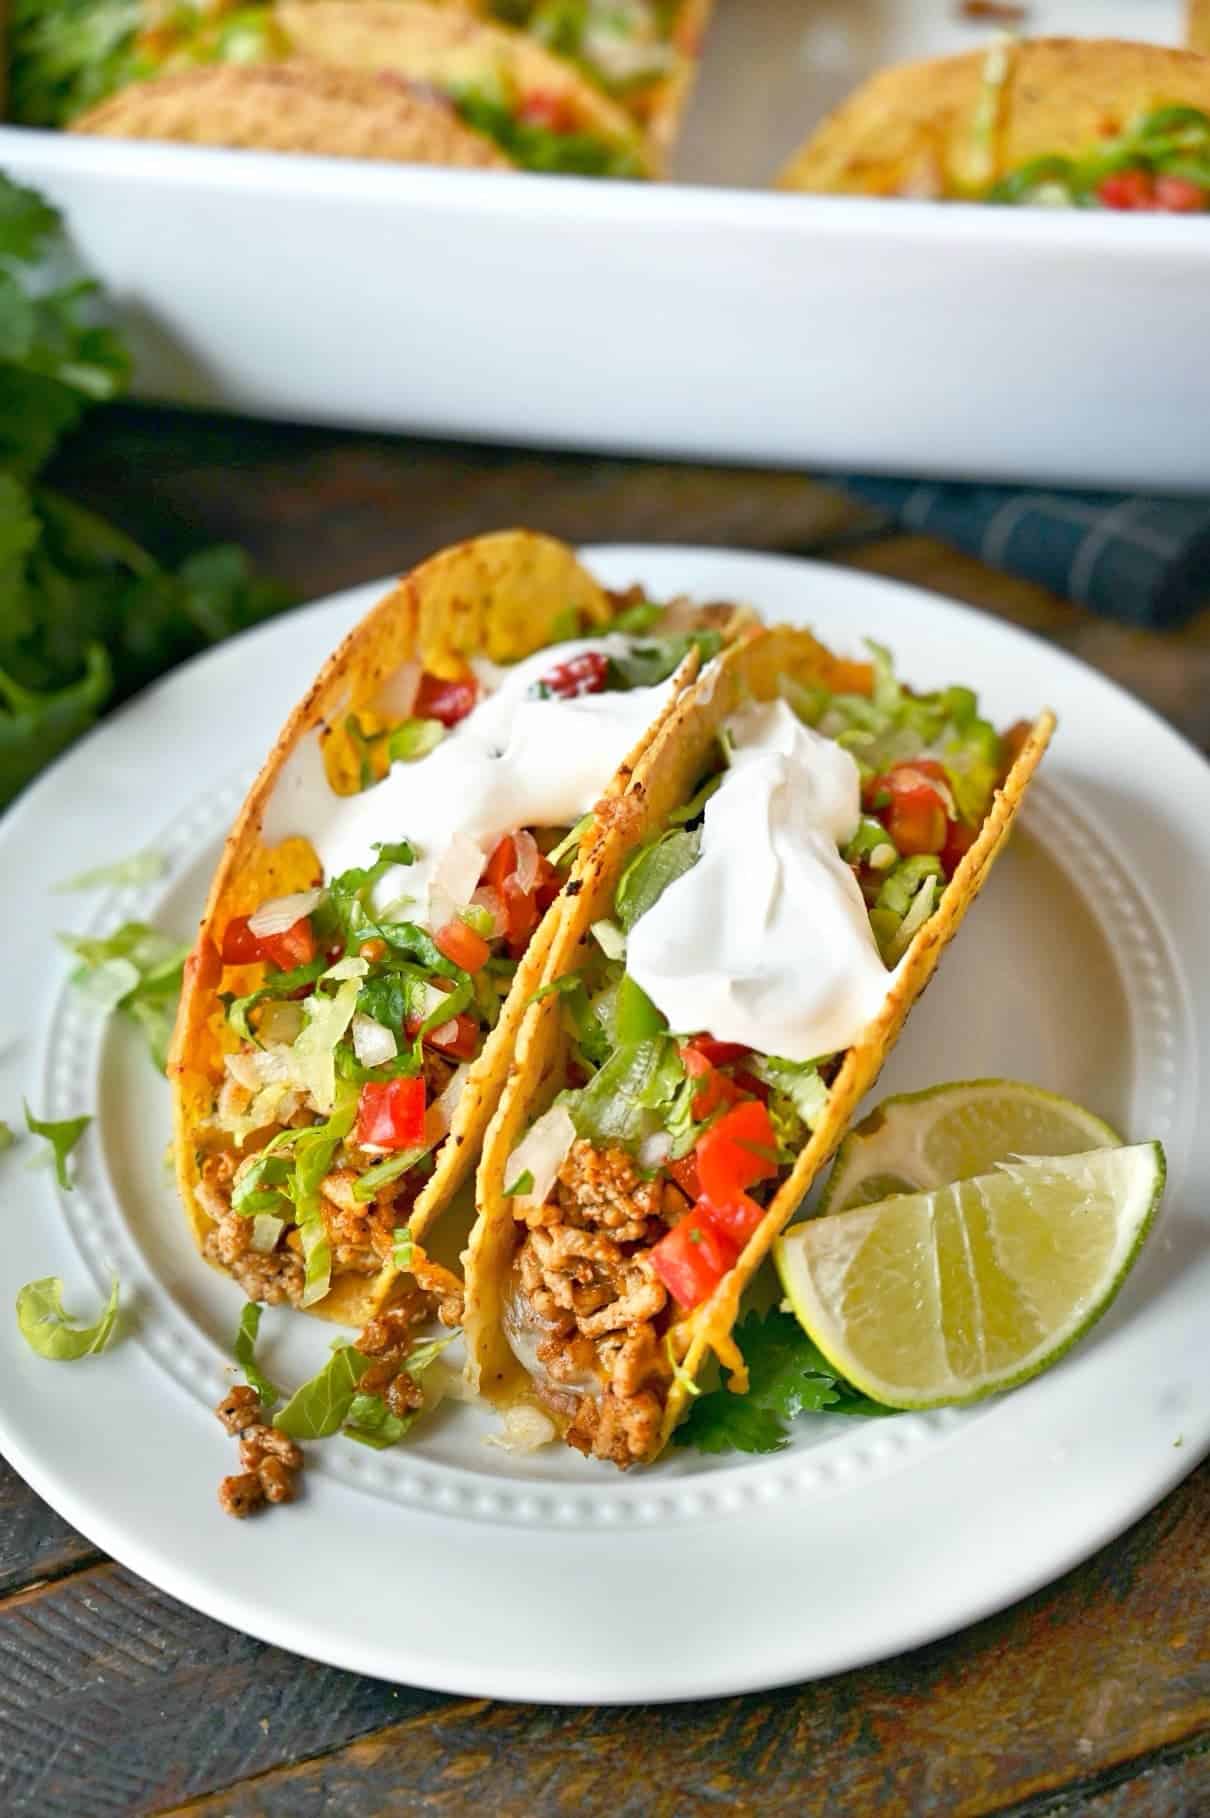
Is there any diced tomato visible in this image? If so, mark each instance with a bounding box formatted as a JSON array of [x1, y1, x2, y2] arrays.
[[733, 1069, 770, 1104], [690, 1067, 745, 1123], [486, 833, 560, 955], [1096, 167, 1154, 210], [485, 834, 516, 892], [519, 89, 576, 132], [650, 1212, 738, 1311], [696, 1100, 778, 1211], [414, 671, 478, 727], [425, 1012, 480, 1061], [867, 761, 950, 858], [356, 1076, 426, 1152], [940, 817, 978, 878], [220, 913, 315, 970], [667, 1153, 701, 1202], [536, 650, 610, 700], [260, 918, 317, 970], [1154, 174, 1207, 212], [700, 1191, 766, 1247], [681, 1036, 752, 1070], [434, 919, 491, 973], [220, 915, 262, 966]]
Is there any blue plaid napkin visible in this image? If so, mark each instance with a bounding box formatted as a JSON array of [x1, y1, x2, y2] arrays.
[[835, 479, 1210, 629]]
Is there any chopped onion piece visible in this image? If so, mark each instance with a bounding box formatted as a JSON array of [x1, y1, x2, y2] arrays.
[[591, 918, 626, 960], [485, 1404, 559, 1454], [248, 888, 323, 939], [429, 831, 485, 928], [638, 1130, 673, 1171], [429, 1063, 470, 1138], [226, 1045, 294, 1090], [512, 828, 540, 894], [425, 1358, 477, 1409], [373, 661, 420, 720], [352, 1013, 397, 1069], [257, 999, 305, 1045], [249, 1214, 285, 1254], [504, 1104, 576, 1208], [418, 981, 451, 1021]]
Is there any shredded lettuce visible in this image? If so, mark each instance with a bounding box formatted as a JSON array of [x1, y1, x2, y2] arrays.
[[60, 920, 188, 1069], [615, 828, 700, 931], [800, 642, 1002, 827], [227, 955, 326, 1044], [342, 1336, 453, 1450], [274, 1342, 373, 1440], [604, 629, 723, 691], [562, 1034, 686, 1150], [292, 975, 362, 1117], [233, 1301, 280, 1411], [54, 849, 165, 892], [16, 1273, 119, 1360]]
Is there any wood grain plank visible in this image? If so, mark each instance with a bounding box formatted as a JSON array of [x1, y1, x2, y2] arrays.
[[147, 1463, 1209, 1818], [0, 1457, 102, 1597], [1042, 1739, 1210, 1817], [0, 1561, 448, 1817]]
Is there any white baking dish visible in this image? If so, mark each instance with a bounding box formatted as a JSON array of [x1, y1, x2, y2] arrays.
[[2, 0, 1206, 488]]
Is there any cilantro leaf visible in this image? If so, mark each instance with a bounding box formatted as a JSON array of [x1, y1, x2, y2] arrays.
[[673, 1306, 890, 1456], [23, 1102, 91, 1190]]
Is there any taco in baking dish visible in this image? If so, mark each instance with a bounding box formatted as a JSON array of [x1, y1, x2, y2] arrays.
[[168, 532, 745, 1326], [779, 38, 1210, 210], [464, 624, 1053, 1466], [423, 0, 714, 164], [274, 0, 653, 174], [71, 62, 511, 168], [18, 0, 652, 176]]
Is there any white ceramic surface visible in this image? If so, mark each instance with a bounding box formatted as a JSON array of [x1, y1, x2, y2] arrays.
[[0, 546, 1206, 1701], [2, 0, 1207, 488]]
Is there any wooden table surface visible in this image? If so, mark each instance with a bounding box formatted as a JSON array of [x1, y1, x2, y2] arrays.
[[3, 407, 1208, 1818]]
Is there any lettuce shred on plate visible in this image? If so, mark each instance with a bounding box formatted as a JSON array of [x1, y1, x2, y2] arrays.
[[0, 170, 290, 807]]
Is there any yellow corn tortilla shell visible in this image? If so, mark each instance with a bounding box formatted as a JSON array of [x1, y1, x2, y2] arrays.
[[414, 0, 714, 167], [465, 623, 1053, 1460], [70, 61, 511, 166], [1190, 1, 1210, 56], [169, 531, 653, 1327], [778, 38, 1210, 198], [276, 0, 653, 174]]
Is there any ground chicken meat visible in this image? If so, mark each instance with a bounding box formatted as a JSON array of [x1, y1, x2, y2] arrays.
[[203, 1211, 305, 1306], [554, 1141, 667, 1243], [215, 1385, 262, 1435], [566, 1385, 665, 1469], [319, 1170, 398, 1273]]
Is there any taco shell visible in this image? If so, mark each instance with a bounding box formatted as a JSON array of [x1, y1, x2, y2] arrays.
[[169, 532, 646, 1326], [778, 37, 1210, 197], [276, 0, 653, 174], [71, 61, 511, 166], [464, 623, 1053, 1461]]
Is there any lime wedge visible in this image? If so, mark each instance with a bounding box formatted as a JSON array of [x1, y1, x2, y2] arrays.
[[775, 1144, 1164, 1408], [820, 1079, 1121, 1214]]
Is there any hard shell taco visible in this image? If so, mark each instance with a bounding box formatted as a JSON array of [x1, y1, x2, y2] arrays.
[[464, 623, 1053, 1467], [778, 38, 1210, 211], [70, 61, 512, 168], [421, 0, 714, 166], [168, 531, 743, 1328], [275, 0, 654, 175]]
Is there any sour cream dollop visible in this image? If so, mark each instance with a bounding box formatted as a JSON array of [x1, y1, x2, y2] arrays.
[[626, 698, 894, 1062], [261, 636, 679, 925]]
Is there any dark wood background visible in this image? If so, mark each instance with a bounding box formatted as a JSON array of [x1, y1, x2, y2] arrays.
[[2, 405, 1208, 1818]]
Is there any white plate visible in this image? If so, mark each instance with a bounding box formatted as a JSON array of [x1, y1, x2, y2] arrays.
[[3, 0, 1209, 489], [0, 546, 1207, 1703]]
